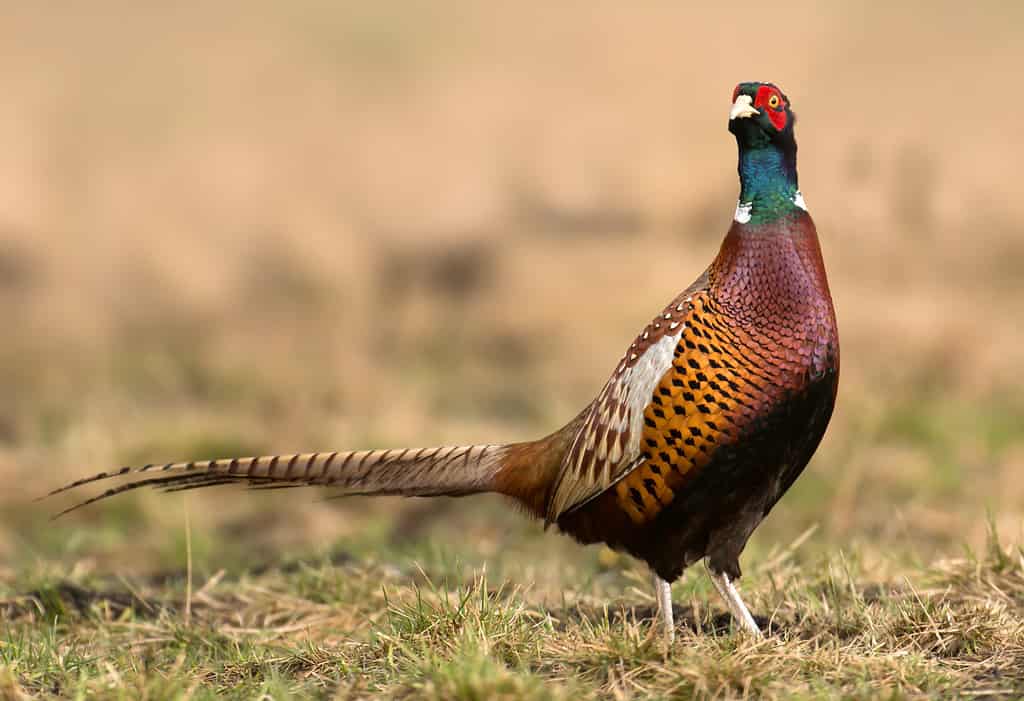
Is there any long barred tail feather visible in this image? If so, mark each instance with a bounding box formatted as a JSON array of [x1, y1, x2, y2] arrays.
[[45, 444, 510, 518]]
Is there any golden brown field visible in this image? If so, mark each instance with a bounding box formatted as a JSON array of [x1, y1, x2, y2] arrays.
[[2, 2, 1023, 698]]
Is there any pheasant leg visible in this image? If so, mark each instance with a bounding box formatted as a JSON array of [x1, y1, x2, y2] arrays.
[[651, 570, 674, 645], [705, 562, 762, 638]]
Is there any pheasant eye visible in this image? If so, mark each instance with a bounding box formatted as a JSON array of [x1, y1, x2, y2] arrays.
[[768, 94, 781, 109]]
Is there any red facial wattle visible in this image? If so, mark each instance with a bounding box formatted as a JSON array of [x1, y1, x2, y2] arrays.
[[753, 85, 788, 131]]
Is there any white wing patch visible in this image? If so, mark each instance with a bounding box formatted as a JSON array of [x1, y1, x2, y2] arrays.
[[620, 332, 683, 459]]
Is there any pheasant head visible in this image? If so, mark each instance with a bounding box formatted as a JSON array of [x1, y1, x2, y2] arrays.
[[728, 82, 801, 224]]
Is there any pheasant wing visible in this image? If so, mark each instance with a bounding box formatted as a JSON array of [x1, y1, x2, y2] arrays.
[[544, 275, 707, 524]]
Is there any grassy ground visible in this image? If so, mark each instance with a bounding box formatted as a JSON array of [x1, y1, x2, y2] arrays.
[[4, 517, 1024, 698], [2, 1, 1024, 698]]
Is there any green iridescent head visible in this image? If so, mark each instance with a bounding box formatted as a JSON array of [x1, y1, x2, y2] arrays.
[[728, 82, 801, 224]]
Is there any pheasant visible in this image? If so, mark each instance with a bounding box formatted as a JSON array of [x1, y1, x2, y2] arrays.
[[45, 82, 839, 643]]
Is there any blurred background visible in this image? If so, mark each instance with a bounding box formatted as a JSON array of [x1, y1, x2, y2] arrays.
[[1, 1, 1022, 591]]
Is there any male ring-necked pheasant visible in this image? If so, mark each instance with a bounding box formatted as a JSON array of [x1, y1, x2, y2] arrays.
[[46, 82, 838, 642]]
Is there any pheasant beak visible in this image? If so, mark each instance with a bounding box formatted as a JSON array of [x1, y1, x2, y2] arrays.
[[729, 94, 759, 120]]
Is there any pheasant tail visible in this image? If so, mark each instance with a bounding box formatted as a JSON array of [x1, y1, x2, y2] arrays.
[[46, 443, 527, 518]]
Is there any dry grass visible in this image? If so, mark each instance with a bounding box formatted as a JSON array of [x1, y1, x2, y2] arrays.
[[4, 527, 1024, 698], [1, 1, 1023, 698]]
